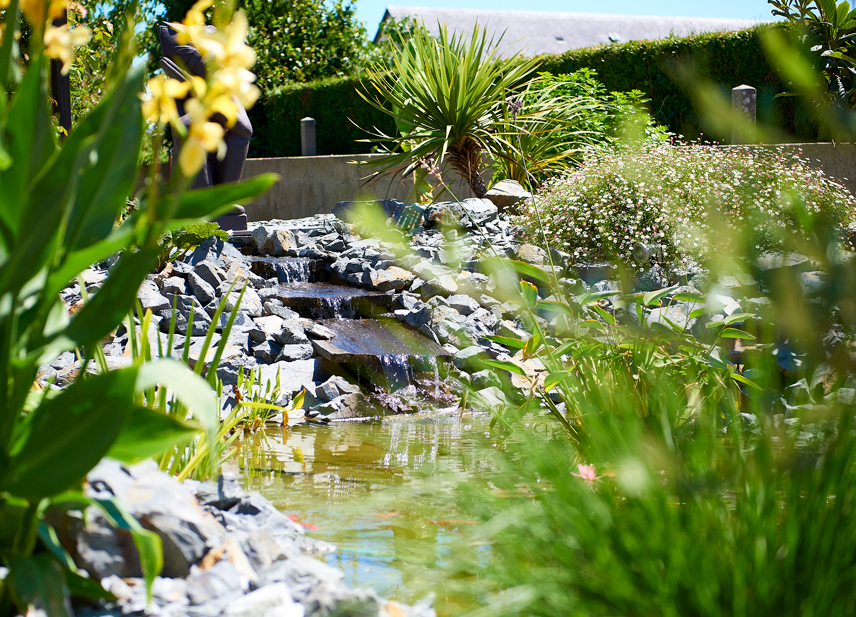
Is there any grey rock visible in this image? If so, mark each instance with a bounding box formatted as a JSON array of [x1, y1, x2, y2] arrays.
[[251, 226, 270, 254], [185, 474, 246, 511], [278, 320, 309, 345], [404, 305, 432, 328], [367, 266, 416, 292], [485, 179, 531, 211], [447, 294, 480, 316], [226, 288, 263, 318], [516, 243, 547, 265], [194, 260, 227, 289], [253, 340, 281, 364], [138, 280, 171, 313], [185, 560, 246, 606], [258, 360, 324, 395], [276, 344, 314, 362], [453, 346, 488, 370], [315, 376, 360, 403], [265, 302, 300, 321], [185, 236, 243, 267], [471, 386, 508, 411], [162, 276, 188, 296], [86, 460, 226, 578], [189, 271, 217, 306], [253, 315, 285, 342], [221, 583, 302, 617], [259, 558, 382, 617], [471, 369, 502, 389], [460, 198, 498, 226], [302, 322, 336, 340]]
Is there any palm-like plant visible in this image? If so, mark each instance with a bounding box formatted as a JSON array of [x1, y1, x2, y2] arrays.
[[358, 24, 541, 198]]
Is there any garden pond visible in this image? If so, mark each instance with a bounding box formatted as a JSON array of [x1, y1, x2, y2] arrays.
[[225, 409, 538, 616]]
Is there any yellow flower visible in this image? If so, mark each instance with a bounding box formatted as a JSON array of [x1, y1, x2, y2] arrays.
[[43, 23, 90, 74], [177, 98, 226, 176], [20, 0, 66, 25], [141, 74, 192, 124], [0, 0, 9, 9]]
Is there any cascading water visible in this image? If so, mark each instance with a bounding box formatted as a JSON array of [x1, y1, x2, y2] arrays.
[[273, 258, 314, 284]]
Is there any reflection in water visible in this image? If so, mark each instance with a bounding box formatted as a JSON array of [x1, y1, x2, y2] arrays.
[[224, 412, 508, 615]]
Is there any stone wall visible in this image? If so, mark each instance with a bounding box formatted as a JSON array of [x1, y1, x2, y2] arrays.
[[241, 144, 856, 222]]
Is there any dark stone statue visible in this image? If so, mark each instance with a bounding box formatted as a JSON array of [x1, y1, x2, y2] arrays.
[[158, 22, 251, 231]]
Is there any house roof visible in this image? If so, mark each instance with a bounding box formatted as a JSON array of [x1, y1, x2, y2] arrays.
[[375, 6, 759, 56]]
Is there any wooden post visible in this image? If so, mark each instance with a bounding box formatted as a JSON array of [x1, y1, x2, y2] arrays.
[[50, 10, 72, 138]]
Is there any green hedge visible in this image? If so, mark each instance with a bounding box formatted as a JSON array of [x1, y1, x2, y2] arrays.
[[539, 24, 814, 141], [248, 25, 815, 158], [247, 75, 395, 158]]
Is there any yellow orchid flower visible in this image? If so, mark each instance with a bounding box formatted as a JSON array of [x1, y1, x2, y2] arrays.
[[43, 23, 90, 74], [141, 74, 192, 124]]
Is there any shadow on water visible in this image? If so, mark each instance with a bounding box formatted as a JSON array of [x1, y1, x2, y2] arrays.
[[224, 412, 526, 616]]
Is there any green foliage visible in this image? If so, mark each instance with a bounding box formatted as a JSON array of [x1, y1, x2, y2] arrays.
[[143, 0, 372, 90], [0, 5, 276, 612], [158, 221, 227, 268], [768, 0, 856, 137], [457, 137, 856, 615], [492, 70, 670, 188], [540, 24, 816, 141], [513, 143, 856, 268], [358, 24, 546, 198]]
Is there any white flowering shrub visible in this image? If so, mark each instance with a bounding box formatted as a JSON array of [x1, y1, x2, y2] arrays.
[[514, 144, 856, 268]]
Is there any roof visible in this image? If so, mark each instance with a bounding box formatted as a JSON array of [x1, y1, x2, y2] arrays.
[[375, 6, 759, 56]]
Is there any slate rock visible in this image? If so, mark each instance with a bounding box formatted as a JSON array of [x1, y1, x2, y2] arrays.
[[221, 583, 303, 617], [367, 266, 416, 292], [138, 280, 171, 313], [194, 260, 227, 289], [447, 294, 480, 316], [189, 271, 217, 306], [516, 244, 547, 265], [86, 460, 226, 578], [485, 179, 531, 211], [185, 474, 247, 511], [162, 276, 187, 296], [453, 346, 488, 370], [276, 344, 314, 362]]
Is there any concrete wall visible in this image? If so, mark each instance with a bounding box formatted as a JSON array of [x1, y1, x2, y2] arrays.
[[241, 144, 856, 222], [241, 154, 475, 222]]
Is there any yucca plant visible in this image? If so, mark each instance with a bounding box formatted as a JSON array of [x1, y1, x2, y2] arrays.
[[358, 24, 541, 198]]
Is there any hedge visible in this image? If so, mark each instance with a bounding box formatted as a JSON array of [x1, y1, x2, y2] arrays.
[[247, 25, 815, 158], [247, 75, 395, 158]]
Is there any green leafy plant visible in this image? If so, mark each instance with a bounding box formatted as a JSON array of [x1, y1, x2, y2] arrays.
[[769, 0, 856, 127], [0, 3, 276, 613], [358, 24, 542, 198], [158, 221, 228, 269]]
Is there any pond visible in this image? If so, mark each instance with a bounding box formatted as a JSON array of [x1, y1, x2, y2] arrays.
[[225, 410, 525, 616]]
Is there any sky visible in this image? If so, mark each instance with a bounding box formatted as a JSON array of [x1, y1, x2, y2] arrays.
[[354, 0, 778, 39]]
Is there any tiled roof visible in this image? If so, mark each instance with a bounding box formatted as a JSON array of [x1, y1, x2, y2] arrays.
[[376, 6, 759, 55]]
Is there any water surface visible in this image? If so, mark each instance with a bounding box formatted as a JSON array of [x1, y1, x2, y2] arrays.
[[226, 411, 516, 615]]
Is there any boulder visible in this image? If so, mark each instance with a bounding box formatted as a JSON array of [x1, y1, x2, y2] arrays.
[[189, 271, 217, 306], [138, 280, 171, 313], [194, 260, 228, 289], [485, 179, 532, 211], [276, 344, 314, 362], [367, 266, 416, 292], [459, 198, 498, 226]]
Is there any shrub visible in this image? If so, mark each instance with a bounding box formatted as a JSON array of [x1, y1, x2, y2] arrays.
[[514, 143, 856, 268]]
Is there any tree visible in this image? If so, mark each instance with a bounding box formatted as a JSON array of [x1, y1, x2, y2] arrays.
[[144, 0, 372, 90]]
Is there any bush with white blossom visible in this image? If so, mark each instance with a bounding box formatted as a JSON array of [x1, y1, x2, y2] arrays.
[[513, 144, 856, 269]]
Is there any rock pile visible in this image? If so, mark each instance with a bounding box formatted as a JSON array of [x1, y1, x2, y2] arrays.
[[60, 460, 432, 617]]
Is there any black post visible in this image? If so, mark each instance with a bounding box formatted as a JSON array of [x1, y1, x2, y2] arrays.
[[49, 10, 72, 137]]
